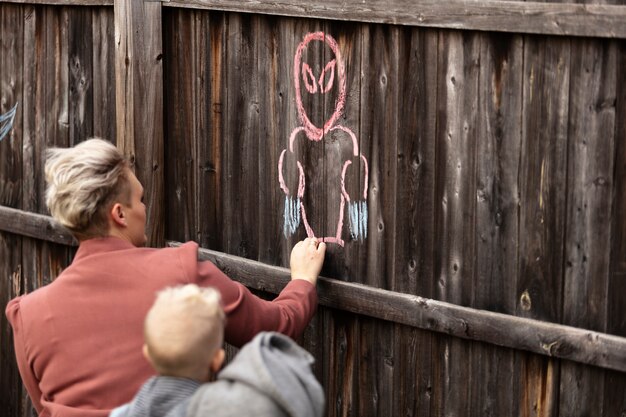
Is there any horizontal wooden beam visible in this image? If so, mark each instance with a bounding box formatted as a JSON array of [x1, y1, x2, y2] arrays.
[[0, 205, 77, 246], [0, 0, 113, 5], [168, 241, 626, 373], [1, 205, 624, 372], [165, 0, 626, 39]]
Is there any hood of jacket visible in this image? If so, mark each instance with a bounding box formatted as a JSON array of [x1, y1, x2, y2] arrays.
[[187, 332, 325, 417]]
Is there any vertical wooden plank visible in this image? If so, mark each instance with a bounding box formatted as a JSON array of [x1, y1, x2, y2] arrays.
[[519, 34, 570, 328], [314, 22, 363, 417], [559, 38, 617, 417], [605, 39, 626, 417], [431, 29, 480, 417], [0, 3, 23, 208], [518, 34, 571, 417], [19, 6, 75, 416], [434, 29, 479, 308], [92, 6, 115, 141], [115, 0, 164, 247], [256, 15, 280, 264], [0, 4, 24, 417], [190, 10, 213, 249], [198, 11, 225, 251], [68, 6, 93, 145], [220, 12, 259, 258], [21, 4, 71, 295], [163, 8, 197, 243], [278, 19, 332, 417], [608, 41, 626, 340], [390, 26, 439, 417], [470, 32, 523, 417], [355, 23, 398, 417]]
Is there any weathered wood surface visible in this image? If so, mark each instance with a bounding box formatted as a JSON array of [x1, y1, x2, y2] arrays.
[[605, 40, 626, 417], [165, 0, 626, 39], [2, 202, 625, 374], [1, 0, 111, 5], [559, 38, 618, 417], [0, 206, 77, 245], [92, 7, 116, 141], [159, 9, 626, 415], [1, 3, 626, 417], [470, 31, 524, 416], [114, 0, 164, 247], [161, 241, 626, 373], [0, 5, 25, 416], [0, 5, 114, 417]]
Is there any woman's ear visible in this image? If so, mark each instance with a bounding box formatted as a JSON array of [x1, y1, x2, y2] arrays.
[[110, 203, 127, 227]]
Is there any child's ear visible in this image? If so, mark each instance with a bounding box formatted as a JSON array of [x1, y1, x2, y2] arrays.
[[142, 344, 154, 366], [210, 348, 225, 373]]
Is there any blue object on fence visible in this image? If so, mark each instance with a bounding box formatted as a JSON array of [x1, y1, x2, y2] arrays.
[[0, 102, 18, 141], [348, 200, 367, 242], [283, 195, 301, 237]]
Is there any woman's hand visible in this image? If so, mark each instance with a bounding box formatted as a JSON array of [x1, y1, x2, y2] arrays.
[[289, 238, 326, 285]]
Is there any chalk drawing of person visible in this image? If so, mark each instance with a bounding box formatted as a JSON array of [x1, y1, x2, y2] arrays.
[[278, 32, 368, 247], [0, 102, 18, 141]]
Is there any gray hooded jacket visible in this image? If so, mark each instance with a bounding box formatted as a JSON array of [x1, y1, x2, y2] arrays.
[[109, 376, 199, 417], [187, 331, 325, 417]]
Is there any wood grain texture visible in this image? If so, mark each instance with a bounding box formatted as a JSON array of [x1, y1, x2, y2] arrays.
[[470, 31, 524, 417], [163, 8, 198, 244], [165, 0, 626, 38], [357, 23, 396, 417], [0, 5, 25, 417], [1, 0, 112, 5], [165, 240, 626, 373], [68, 7, 93, 145], [604, 39, 626, 417], [391, 27, 438, 417], [114, 0, 165, 246], [432, 29, 482, 417], [559, 38, 618, 417], [2, 5, 625, 417], [91, 7, 115, 141]]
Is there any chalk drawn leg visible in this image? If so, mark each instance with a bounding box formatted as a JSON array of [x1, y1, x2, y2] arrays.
[[283, 195, 301, 237], [0, 102, 18, 141], [341, 155, 369, 242], [348, 200, 368, 241]]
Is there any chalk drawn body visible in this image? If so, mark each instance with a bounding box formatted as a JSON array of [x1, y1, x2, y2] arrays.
[[0, 102, 18, 141], [278, 32, 368, 247]]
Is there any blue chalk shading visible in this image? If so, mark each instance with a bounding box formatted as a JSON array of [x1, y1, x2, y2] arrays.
[[0, 102, 18, 142], [349, 200, 368, 242], [283, 196, 301, 237]]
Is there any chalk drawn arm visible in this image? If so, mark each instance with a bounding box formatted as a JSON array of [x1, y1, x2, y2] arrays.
[[278, 127, 306, 237], [341, 155, 369, 241], [332, 125, 369, 241]]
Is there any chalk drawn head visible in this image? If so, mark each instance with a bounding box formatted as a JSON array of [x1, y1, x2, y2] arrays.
[[293, 32, 346, 141]]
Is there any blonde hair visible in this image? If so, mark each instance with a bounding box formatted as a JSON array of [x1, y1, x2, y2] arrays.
[[144, 284, 225, 377], [45, 138, 130, 239]]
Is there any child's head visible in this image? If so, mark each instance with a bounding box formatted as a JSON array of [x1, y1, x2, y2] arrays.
[[143, 284, 225, 382]]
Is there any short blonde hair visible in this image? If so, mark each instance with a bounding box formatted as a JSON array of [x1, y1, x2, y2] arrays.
[[144, 284, 225, 377], [45, 138, 130, 239]]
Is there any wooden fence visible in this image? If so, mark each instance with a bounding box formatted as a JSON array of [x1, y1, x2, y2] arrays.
[[1, 1, 625, 416]]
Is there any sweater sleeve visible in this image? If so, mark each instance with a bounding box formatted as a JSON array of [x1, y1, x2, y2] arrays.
[[195, 260, 318, 348], [5, 297, 44, 415]]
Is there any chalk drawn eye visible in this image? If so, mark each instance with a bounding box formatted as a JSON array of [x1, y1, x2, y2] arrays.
[[318, 59, 336, 94], [302, 63, 318, 94]]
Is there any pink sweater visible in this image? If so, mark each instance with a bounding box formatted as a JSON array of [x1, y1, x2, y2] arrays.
[[6, 237, 317, 417]]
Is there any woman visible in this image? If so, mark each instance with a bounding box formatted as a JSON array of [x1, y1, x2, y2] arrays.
[[6, 138, 326, 417]]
